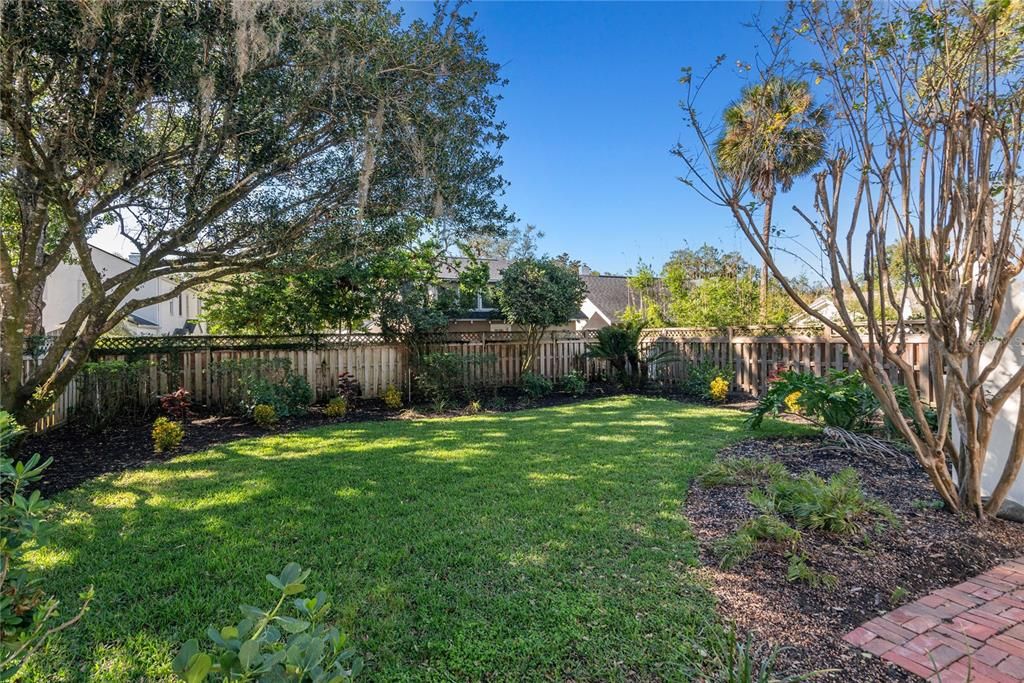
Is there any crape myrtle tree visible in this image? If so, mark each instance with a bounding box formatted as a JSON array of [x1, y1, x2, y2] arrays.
[[496, 256, 587, 373], [0, 0, 511, 425], [676, 1, 1024, 517]]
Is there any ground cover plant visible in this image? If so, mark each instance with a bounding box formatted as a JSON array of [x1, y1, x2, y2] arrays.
[[686, 437, 1024, 681], [22, 397, 806, 681]]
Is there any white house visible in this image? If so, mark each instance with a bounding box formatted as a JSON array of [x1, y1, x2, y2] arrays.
[[42, 246, 206, 336], [975, 277, 1024, 519]]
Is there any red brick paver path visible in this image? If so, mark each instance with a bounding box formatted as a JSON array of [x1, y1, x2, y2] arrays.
[[843, 558, 1024, 682]]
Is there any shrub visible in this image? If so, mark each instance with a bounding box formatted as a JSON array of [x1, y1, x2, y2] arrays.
[[709, 376, 730, 402], [467, 400, 482, 414], [383, 384, 402, 410], [748, 370, 879, 431], [159, 387, 192, 421], [521, 372, 553, 399], [212, 358, 312, 418], [0, 412, 92, 676], [767, 467, 896, 535], [683, 360, 735, 401], [76, 359, 152, 430], [324, 397, 348, 418], [414, 352, 496, 404], [252, 404, 278, 428], [172, 562, 363, 682], [558, 371, 587, 397], [337, 372, 362, 402], [152, 417, 185, 452]]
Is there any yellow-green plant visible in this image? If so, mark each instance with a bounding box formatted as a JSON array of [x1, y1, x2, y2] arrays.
[[709, 376, 729, 402], [152, 417, 184, 452], [784, 390, 802, 414], [383, 384, 402, 410], [324, 397, 348, 418], [252, 404, 278, 428]]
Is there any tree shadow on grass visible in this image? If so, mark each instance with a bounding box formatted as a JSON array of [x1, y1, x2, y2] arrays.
[[24, 396, 808, 683]]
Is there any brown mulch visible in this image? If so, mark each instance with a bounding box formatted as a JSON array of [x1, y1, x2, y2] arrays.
[[685, 436, 1024, 681]]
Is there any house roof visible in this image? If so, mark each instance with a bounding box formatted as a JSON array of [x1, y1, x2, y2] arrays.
[[438, 257, 509, 282], [581, 274, 638, 323], [127, 313, 160, 328]]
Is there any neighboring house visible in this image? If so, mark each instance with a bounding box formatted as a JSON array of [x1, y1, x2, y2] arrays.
[[41, 245, 206, 337], [435, 258, 644, 333], [787, 291, 919, 326]]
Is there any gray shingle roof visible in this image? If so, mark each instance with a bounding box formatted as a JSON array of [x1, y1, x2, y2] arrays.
[[581, 274, 638, 323]]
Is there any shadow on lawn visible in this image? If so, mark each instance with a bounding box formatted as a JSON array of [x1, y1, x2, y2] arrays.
[[25, 397, 801, 682]]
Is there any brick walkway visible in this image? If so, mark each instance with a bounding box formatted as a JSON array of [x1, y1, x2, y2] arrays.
[[843, 558, 1024, 682]]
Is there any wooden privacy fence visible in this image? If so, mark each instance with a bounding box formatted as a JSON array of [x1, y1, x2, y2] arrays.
[[20, 328, 933, 432]]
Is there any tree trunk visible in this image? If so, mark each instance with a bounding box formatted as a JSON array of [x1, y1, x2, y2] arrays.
[[759, 198, 774, 326]]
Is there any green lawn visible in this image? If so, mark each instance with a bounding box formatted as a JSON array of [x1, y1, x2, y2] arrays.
[[25, 396, 807, 682]]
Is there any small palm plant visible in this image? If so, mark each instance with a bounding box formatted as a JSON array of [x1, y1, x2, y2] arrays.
[[587, 322, 676, 389]]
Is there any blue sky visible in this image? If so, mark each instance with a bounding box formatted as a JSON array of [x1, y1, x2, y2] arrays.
[[95, 1, 823, 278], [403, 0, 819, 276]]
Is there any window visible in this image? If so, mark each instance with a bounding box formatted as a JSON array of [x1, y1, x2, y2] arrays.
[[169, 300, 175, 316], [185, 294, 190, 317]]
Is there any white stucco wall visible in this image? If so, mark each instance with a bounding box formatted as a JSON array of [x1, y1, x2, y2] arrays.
[[977, 277, 1024, 514], [41, 247, 203, 336]]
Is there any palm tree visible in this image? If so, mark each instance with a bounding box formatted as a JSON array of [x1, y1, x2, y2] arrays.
[[715, 78, 827, 324]]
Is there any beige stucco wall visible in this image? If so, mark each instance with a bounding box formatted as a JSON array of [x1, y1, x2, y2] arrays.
[[976, 277, 1024, 515]]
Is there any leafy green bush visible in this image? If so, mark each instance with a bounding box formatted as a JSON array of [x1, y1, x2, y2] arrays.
[[212, 358, 312, 417], [748, 370, 879, 431], [557, 371, 587, 397], [152, 417, 185, 452], [383, 384, 402, 410], [683, 360, 735, 401], [324, 397, 347, 418], [0, 412, 92, 676], [76, 359, 152, 430], [414, 352, 496, 404], [521, 372, 553, 399], [172, 562, 362, 682], [252, 404, 278, 428]]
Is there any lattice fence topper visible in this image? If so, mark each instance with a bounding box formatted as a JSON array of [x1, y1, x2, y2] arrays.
[[91, 333, 391, 355]]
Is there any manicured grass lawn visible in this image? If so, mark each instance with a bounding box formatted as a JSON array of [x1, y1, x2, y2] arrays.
[[25, 396, 807, 682]]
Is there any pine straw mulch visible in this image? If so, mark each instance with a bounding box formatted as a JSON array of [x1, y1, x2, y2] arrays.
[[685, 436, 1024, 682]]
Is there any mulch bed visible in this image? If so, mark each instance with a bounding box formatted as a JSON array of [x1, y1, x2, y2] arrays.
[[685, 436, 1024, 681], [23, 384, 632, 497]]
